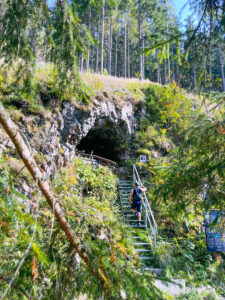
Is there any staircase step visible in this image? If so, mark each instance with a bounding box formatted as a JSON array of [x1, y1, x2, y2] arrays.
[[132, 242, 149, 246], [144, 268, 162, 274], [135, 249, 151, 252], [119, 180, 132, 182], [131, 236, 144, 240], [127, 225, 146, 228], [125, 220, 144, 223], [139, 256, 154, 260], [119, 185, 132, 187]]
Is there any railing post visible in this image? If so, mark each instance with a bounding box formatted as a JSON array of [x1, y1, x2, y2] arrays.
[[145, 197, 148, 229], [154, 229, 157, 251]]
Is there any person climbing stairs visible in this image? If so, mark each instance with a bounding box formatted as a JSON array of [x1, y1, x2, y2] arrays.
[[118, 176, 161, 273]]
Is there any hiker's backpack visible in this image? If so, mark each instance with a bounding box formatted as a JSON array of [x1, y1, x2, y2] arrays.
[[133, 188, 143, 202]]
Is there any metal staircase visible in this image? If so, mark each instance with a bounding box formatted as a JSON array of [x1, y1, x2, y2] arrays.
[[118, 165, 161, 273]]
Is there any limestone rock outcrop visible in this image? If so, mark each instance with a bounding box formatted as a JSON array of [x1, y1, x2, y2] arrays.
[[0, 96, 139, 195]]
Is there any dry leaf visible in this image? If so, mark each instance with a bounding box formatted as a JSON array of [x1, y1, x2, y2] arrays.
[[32, 256, 39, 281]]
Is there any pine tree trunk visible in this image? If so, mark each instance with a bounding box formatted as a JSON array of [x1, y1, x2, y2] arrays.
[[156, 51, 161, 83], [31, 28, 37, 59], [218, 44, 225, 92], [96, 18, 100, 73], [164, 59, 167, 84], [138, 0, 143, 80], [127, 18, 130, 78], [100, 0, 105, 74], [86, 7, 92, 72], [131, 46, 134, 78], [172, 50, 175, 82], [142, 38, 145, 80], [168, 56, 171, 83], [80, 53, 84, 72], [148, 54, 151, 81], [114, 32, 118, 76], [108, 16, 112, 75], [124, 12, 127, 78], [91, 46, 94, 71]]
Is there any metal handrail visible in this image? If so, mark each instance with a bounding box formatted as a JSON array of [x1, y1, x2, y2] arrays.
[[133, 165, 158, 249], [76, 150, 116, 168]]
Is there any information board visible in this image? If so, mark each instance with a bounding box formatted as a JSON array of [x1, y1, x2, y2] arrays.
[[140, 155, 147, 163], [204, 210, 225, 252]]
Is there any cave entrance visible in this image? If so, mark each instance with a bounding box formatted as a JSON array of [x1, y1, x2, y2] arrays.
[[76, 127, 122, 162]]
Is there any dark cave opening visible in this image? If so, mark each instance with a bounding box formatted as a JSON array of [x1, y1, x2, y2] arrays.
[[76, 127, 122, 162]]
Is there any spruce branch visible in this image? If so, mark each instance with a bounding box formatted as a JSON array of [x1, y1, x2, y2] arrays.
[[0, 102, 111, 299]]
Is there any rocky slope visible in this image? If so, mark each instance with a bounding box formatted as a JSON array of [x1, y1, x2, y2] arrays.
[[0, 90, 143, 196]]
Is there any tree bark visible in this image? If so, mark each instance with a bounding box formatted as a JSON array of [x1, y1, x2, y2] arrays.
[[80, 53, 84, 72], [138, 0, 143, 80], [164, 59, 167, 84], [100, 0, 105, 74], [131, 47, 134, 78], [124, 12, 127, 78], [156, 51, 161, 84], [91, 45, 94, 71], [127, 16, 130, 78], [142, 38, 145, 80], [218, 44, 225, 92], [86, 6, 92, 72], [172, 48, 175, 82], [96, 18, 100, 73], [114, 32, 118, 76], [168, 55, 171, 84], [0, 103, 111, 299], [108, 16, 112, 75]]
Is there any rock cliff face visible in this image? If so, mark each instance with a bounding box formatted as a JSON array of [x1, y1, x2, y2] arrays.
[[0, 96, 139, 195], [60, 98, 135, 146]]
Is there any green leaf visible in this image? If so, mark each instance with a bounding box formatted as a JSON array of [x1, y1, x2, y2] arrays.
[[32, 243, 50, 266]]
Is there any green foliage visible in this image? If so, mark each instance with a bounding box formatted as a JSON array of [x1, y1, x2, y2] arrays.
[[132, 82, 225, 296], [0, 156, 162, 299], [0, 0, 92, 107], [126, 82, 146, 100], [144, 82, 193, 128]]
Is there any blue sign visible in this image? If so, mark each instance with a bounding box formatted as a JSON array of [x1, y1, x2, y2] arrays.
[[204, 210, 225, 252]]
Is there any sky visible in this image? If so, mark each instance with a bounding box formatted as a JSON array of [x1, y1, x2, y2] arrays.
[[47, 0, 193, 24], [173, 0, 192, 24]]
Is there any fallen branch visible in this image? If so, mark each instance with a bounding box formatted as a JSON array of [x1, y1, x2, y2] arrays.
[[0, 103, 110, 299], [0, 275, 30, 299]]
